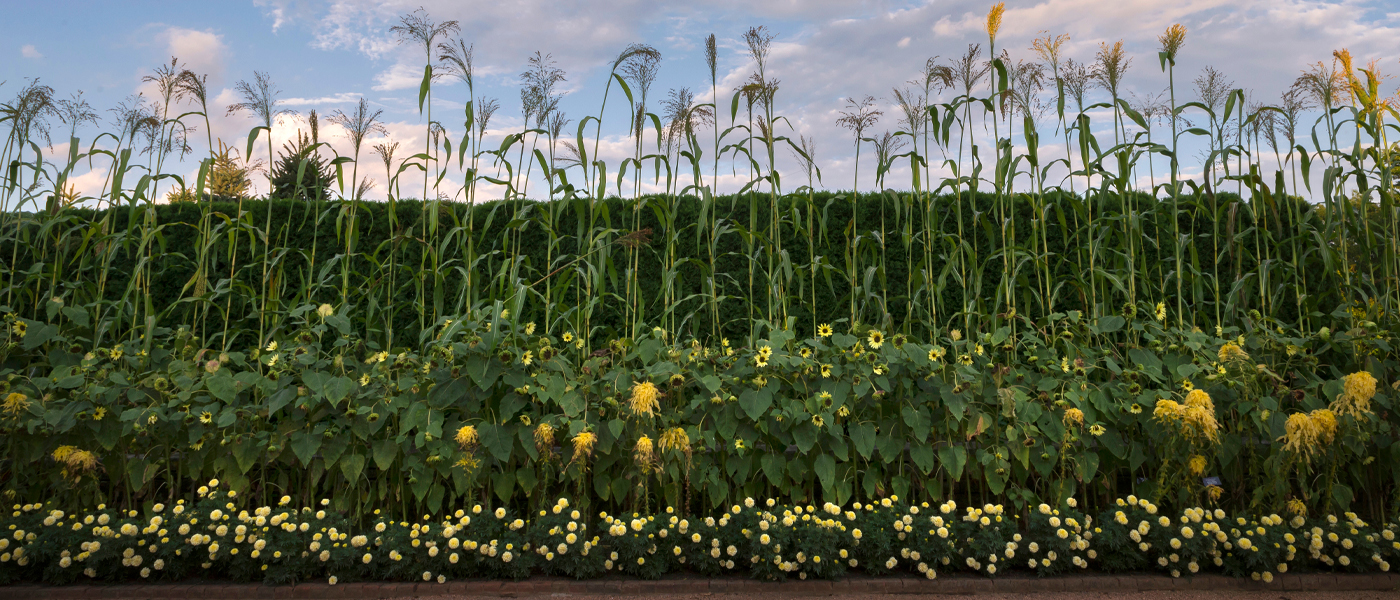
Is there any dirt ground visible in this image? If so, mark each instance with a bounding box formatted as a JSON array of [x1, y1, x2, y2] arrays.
[[394, 591, 1400, 600]]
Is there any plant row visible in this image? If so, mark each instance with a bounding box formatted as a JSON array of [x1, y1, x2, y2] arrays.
[[1, 299, 1396, 523], [0, 483, 1394, 586]]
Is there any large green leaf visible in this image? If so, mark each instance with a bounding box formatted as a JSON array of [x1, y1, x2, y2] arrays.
[[877, 427, 903, 464], [206, 373, 238, 403], [320, 435, 349, 468], [290, 431, 321, 466], [373, 439, 398, 471], [323, 376, 355, 406], [909, 444, 936, 475], [791, 423, 819, 453], [480, 424, 515, 462], [902, 406, 931, 443], [340, 452, 367, 482], [814, 454, 837, 492], [937, 445, 967, 480], [850, 423, 877, 459], [761, 453, 786, 486], [739, 387, 772, 421], [428, 378, 469, 409], [232, 440, 261, 474], [492, 471, 515, 502], [1077, 450, 1100, 482]]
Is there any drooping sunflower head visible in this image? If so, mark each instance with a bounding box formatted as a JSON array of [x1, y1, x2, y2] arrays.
[[1187, 455, 1207, 476], [455, 425, 479, 448], [1153, 399, 1184, 423], [534, 423, 555, 451], [634, 435, 656, 469], [1335, 371, 1377, 418], [1281, 412, 1323, 461], [659, 427, 690, 454], [2, 392, 30, 415], [1181, 405, 1220, 443], [571, 431, 597, 462], [1310, 408, 1338, 443], [1063, 407, 1085, 428], [1218, 342, 1250, 364], [1184, 389, 1213, 410], [629, 381, 661, 419], [1287, 498, 1307, 517]]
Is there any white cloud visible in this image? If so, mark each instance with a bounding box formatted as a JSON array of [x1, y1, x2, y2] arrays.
[[21, 44, 42, 59], [283, 92, 365, 106], [373, 63, 425, 91], [162, 27, 229, 82]]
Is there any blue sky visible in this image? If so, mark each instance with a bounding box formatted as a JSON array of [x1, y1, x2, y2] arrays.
[[5, 0, 1400, 203]]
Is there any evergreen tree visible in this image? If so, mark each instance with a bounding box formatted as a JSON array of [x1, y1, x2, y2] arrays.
[[269, 131, 335, 201]]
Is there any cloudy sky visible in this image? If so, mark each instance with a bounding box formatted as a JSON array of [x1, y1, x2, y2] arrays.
[[5, 0, 1399, 204]]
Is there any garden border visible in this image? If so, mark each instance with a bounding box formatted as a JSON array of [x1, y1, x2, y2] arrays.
[[3, 572, 1399, 599]]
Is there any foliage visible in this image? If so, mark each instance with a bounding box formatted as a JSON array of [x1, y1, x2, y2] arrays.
[[0, 303, 1395, 525], [0, 484, 1396, 586], [2, 190, 1332, 349]]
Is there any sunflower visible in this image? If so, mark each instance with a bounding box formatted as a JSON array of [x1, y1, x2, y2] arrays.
[[817, 324, 833, 338], [867, 330, 884, 349]]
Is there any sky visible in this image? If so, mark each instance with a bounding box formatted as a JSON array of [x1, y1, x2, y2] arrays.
[[4, 0, 1400, 205]]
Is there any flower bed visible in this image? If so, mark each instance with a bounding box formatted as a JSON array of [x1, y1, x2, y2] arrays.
[[1, 481, 1394, 586]]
